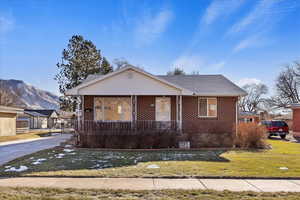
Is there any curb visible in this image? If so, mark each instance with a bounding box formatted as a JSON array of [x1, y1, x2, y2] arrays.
[[1, 175, 300, 180]]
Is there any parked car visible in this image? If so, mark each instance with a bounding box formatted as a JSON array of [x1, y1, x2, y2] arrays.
[[260, 120, 289, 139]]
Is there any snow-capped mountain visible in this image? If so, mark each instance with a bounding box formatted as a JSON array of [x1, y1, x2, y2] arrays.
[[0, 79, 59, 109]]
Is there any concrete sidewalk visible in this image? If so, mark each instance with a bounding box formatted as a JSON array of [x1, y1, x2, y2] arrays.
[[1, 177, 300, 192]]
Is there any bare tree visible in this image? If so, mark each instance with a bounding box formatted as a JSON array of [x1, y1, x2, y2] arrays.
[[267, 62, 300, 108], [0, 81, 16, 106], [167, 67, 185, 75], [239, 83, 268, 112]]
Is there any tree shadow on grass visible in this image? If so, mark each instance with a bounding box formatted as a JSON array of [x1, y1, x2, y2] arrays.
[[0, 148, 231, 176]]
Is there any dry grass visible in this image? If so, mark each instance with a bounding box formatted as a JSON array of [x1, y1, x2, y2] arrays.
[[0, 130, 61, 143], [234, 123, 268, 149], [1, 187, 300, 200], [1, 139, 300, 178]]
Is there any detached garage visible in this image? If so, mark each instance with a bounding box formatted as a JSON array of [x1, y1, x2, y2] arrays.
[[0, 106, 24, 136]]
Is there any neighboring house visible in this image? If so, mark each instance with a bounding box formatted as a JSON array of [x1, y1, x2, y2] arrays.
[[291, 103, 300, 139], [239, 111, 259, 123], [16, 116, 30, 134], [66, 66, 247, 147], [24, 109, 59, 129], [57, 110, 76, 128], [273, 112, 293, 129], [0, 106, 24, 136]]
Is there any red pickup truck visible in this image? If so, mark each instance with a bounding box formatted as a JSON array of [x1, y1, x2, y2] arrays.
[[260, 120, 289, 139]]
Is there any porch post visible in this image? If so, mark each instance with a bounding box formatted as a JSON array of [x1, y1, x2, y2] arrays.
[[135, 95, 137, 121], [82, 95, 84, 122], [77, 95, 83, 130], [131, 95, 137, 121], [177, 95, 182, 131]]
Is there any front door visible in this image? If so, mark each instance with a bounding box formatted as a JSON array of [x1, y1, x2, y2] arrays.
[[155, 97, 171, 121]]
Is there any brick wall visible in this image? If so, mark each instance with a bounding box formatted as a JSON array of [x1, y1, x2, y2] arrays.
[[293, 108, 300, 132], [82, 95, 238, 147], [181, 96, 237, 147], [83, 96, 94, 121], [136, 96, 176, 121]]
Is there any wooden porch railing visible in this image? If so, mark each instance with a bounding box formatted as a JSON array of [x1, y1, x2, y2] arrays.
[[75, 120, 180, 135]]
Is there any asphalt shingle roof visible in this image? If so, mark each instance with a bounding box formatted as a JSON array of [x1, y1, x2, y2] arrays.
[[157, 75, 247, 96], [25, 110, 57, 117]]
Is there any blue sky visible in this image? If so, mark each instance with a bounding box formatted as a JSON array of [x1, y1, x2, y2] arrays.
[[0, 0, 300, 95]]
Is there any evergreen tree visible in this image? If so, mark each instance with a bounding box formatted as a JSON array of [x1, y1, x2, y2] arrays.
[[55, 35, 112, 111], [100, 57, 113, 74]]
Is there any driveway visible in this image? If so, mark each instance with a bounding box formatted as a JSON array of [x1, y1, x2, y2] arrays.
[[0, 134, 71, 166]]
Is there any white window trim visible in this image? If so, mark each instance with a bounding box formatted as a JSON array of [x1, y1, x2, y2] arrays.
[[198, 97, 218, 118], [93, 97, 132, 122]]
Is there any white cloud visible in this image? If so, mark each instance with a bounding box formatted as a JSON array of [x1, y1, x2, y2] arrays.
[[233, 34, 265, 52], [210, 61, 226, 71], [0, 15, 14, 34], [237, 78, 262, 87], [134, 8, 173, 46], [172, 55, 226, 72], [172, 55, 204, 72], [202, 0, 244, 25], [228, 0, 298, 34], [229, 0, 298, 52]]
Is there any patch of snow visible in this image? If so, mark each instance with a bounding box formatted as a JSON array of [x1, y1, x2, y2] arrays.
[[69, 152, 76, 155], [4, 166, 11, 169], [63, 149, 74, 153], [146, 164, 160, 169], [65, 145, 72, 148], [279, 167, 289, 170], [56, 153, 65, 159], [98, 160, 108, 163], [32, 158, 47, 165], [5, 166, 28, 172]]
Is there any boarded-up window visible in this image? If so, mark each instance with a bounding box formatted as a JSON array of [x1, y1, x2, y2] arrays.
[[94, 97, 131, 121], [198, 98, 217, 117], [155, 97, 171, 121]]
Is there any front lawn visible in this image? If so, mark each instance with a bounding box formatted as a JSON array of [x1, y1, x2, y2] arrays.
[[1, 187, 300, 200], [0, 139, 300, 178]]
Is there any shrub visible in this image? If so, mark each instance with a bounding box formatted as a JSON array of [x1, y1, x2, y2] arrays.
[[234, 123, 268, 149], [78, 131, 178, 149]]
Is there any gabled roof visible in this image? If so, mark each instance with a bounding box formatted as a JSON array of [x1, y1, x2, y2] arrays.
[[24, 111, 48, 117], [239, 111, 258, 117], [66, 66, 192, 95], [65, 66, 247, 96], [24, 109, 58, 118]]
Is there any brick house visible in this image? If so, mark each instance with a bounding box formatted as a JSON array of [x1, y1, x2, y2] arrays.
[[66, 66, 247, 148], [291, 103, 300, 139], [239, 111, 260, 123]]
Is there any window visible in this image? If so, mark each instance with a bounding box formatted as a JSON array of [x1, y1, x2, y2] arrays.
[[94, 97, 132, 121], [198, 97, 217, 117], [155, 97, 171, 121]]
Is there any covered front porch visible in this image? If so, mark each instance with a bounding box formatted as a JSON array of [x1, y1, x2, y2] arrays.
[[78, 95, 182, 132], [74, 95, 183, 148]]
